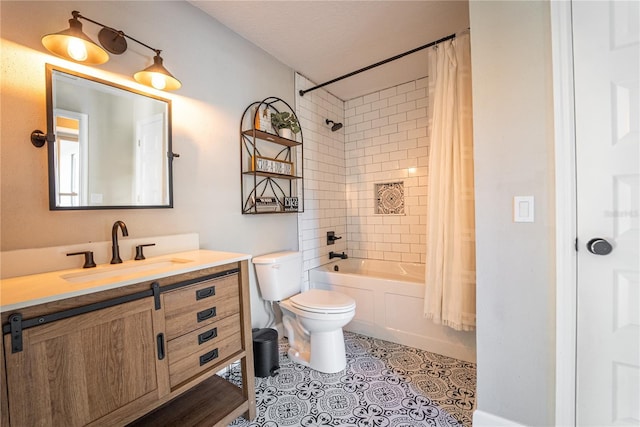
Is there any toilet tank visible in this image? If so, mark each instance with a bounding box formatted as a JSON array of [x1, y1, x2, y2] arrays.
[[252, 251, 302, 301]]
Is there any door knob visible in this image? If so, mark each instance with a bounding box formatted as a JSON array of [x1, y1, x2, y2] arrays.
[[586, 238, 613, 255]]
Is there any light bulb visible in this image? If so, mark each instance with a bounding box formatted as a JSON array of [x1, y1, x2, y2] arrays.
[[150, 73, 166, 90], [67, 38, 88, 61]]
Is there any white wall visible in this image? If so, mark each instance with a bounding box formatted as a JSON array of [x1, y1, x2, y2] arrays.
[[469, 1, 556, 426], [0, 1, 298, 327], [344, 79, 429, 263]]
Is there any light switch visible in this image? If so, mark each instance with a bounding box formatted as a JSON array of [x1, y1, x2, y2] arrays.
[[514, 196, 534, 222]]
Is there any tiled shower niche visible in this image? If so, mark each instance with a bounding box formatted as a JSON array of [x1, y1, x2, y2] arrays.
[[376, 182, 405, 214]]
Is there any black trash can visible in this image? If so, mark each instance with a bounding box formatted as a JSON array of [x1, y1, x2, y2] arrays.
[[252, 328, 279, 377]]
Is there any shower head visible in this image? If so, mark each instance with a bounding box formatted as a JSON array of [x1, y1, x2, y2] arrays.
[[326, 119, 343, 132]]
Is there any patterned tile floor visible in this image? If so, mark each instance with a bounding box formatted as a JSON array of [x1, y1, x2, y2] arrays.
[[228, 331, 476, 427]]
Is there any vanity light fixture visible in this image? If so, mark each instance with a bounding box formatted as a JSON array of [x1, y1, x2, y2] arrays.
[[41, 10, 181, 91], [41, 11, 109, 64], [133, 54, 181, 91]]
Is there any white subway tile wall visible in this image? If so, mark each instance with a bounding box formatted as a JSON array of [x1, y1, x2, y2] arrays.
[[295, 74, 347, 279], [344, 78, 428, 263], [295, 74, 428, 279]]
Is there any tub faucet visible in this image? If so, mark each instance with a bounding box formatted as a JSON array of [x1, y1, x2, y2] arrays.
[[329, 251, 348, 260], [110, 220, 129, 264]]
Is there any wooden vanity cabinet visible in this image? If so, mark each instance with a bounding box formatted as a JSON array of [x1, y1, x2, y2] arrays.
[[0, 260, 256, 427], [3, 297, 168, 426]]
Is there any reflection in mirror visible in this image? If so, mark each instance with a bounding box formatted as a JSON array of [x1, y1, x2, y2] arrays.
[[55, 111, 87, 206], [47, 65, 173, 210]]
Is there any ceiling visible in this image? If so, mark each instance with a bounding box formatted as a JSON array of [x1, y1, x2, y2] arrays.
[[190, 1, 470, 101]]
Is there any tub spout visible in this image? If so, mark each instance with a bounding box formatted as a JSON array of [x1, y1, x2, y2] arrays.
[[329, 251, 348, 260]]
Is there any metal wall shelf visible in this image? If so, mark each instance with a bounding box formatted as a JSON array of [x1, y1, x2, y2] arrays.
[[240, 97, 304, 215]]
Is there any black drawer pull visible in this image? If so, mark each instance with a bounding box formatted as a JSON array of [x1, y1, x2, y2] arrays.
[[198, 327, 218, 345], [196, 286, 215, 300], [199, 348, 219, 366], [197, 307, 216, 322], [156, 333, 165, 360]]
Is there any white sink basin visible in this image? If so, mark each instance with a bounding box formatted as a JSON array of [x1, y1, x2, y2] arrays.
[[61, 258, 193, 283]]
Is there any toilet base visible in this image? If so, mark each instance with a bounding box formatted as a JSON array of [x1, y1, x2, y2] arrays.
[[285, 329, 347, 374], [280, 299, 353, 374], [309, 329, 347, 373]]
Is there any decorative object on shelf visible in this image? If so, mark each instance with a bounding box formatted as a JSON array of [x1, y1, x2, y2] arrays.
[[251, 156, 293, 176], [253, 106, 272, 132], [284, 197, 299, 212], [271, 111, 300, 140], [376, 182, 405, 215], [41, 10, 181, 91], [254, 196, 279, 212], [241, 97, 304, 215]]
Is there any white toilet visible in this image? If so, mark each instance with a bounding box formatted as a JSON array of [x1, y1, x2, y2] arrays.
[[252, 251, 356, 373]]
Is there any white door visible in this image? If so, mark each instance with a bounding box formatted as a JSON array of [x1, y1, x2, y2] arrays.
[[134, 114, 166, 205], [574, 1, 639, 425], [54, 110, 89, 206]]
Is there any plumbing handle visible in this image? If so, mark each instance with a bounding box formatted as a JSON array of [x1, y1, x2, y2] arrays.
[[135, 243, 156, 260], [327, 231, 342, 245], [67, 251, 97, 268]]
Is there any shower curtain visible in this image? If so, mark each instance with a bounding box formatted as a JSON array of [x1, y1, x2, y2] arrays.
[[423, 32, 476, 332]]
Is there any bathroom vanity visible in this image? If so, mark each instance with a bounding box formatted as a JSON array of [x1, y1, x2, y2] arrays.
[[0, 250, 256, 426]]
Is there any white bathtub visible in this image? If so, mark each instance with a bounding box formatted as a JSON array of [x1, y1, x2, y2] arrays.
[[310, 258, 476, 363]]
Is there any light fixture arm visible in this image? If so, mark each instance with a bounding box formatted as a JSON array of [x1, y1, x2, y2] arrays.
[[117, 31, 161, 56], [72, 10, 161, 56]]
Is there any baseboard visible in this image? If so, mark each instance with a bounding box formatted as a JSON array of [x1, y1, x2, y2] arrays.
[[473, 410, 525, 427]]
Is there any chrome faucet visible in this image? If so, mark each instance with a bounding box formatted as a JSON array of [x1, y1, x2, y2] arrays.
[[110, 220, 129, 264]]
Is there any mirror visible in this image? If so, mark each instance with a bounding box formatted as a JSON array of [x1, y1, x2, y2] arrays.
[[46, 64, 173, 209]]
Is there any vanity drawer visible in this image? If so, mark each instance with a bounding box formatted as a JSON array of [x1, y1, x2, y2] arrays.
[[163, 275, 240, 339], [168, 332, 242, 388], [167, 313, 241, 364]]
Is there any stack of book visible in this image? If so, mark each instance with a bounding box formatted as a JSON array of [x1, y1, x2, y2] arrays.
[[255, 196, 279, 212]]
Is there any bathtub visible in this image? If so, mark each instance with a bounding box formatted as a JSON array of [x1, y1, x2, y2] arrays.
[[309, 258, 476, 363]]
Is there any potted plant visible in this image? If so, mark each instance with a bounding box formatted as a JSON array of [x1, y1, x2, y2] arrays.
[[271, 111, 300, 140]]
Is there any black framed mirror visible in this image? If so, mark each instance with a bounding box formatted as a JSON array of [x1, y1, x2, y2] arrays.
[[45, 64, 174, 210]]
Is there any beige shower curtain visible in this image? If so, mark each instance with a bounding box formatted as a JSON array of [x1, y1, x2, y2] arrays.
[[423, 32, 476, 331]]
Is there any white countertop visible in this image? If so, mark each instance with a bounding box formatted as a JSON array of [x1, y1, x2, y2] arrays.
[[0, 250, 251, 313]]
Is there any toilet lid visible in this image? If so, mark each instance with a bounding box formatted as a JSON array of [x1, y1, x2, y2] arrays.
[[289, 289, 356, 314]]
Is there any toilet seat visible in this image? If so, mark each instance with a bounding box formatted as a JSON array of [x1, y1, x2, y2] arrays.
[[289, 289, 355, 314]]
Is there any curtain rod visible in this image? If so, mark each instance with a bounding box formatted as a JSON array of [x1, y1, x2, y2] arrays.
[[299, 32, 457, 97]]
